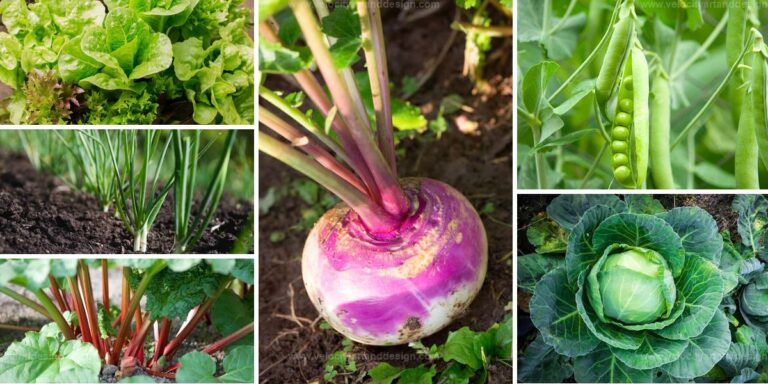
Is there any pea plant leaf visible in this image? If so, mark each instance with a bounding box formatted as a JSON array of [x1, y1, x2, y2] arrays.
[[517, 0, 585, 61]]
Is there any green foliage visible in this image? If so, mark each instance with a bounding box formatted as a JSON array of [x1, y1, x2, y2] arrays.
[[83, 90, 158, 124], [0, 324, 101, 383], [520, 194, 768, 382], [0, 0, 253, 124], [211, 290, 254, 351], [129, 262, 228, 320], [368, 316, 511, 384], [176, 346, 254, 383]]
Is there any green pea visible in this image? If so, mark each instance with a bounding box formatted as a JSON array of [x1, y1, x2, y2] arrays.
[[612, 140, 628, 152], [615, 112, 632, 127], [612, 153, 629, 166], [595, 16, 634, 103], [619, 98, 633, 113], [614, 165, 631, 181], [612, 126, 630, 140], [623, 75, 633, 91]]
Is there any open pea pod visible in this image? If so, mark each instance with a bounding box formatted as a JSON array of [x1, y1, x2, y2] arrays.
[[610, 44, 649, 189]]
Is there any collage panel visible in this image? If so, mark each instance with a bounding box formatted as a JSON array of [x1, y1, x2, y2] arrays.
[[0, 129, 254, 254], [516, 193, 768, 383], [259, 0, 512, 382], [0, 0, 254, 125], [0, 258, 255, 382], [516, 0, 766, 190]]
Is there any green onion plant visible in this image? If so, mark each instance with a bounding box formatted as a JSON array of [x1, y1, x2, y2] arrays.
[[172, 130, 238, 253]]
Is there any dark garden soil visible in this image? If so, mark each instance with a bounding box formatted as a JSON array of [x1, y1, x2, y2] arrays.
[[258, 1, 513, 383], [0, 149, 253, 254], [516, 194, 740, 373]]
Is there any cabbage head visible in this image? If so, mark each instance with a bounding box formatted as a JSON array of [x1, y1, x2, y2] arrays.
[[530, 195, 730, 382]]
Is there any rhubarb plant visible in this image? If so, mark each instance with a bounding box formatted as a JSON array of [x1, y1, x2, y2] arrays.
[[0, 259, 254, 383]]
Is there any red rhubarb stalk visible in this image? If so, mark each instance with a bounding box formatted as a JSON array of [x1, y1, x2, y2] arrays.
[[79, 261, 104, 358], [162, 280, 230, 360], [150, 318, 171, 369], [48, 275, 68, 313], [67, 276, 92, 344], [201, 322, 254, 354], [110, 261, 166, 362], [102, 259, 109, 310]]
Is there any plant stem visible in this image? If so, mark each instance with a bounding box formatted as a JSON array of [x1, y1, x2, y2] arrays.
[[530, 122, 547, 188], [290, 0, 409, 218], [260, 132, 400, 232], [67, 276, 92, 344], [357, 0, 397, 171], [201, 322, 254, 354], [79, 261, 103, 358], [547, 0, 621, 102], [111, 261, 167, 362], [259, 85, 350, 164], [33, 289, 75, 340], [672, 36, 752, 149], [0, 287, 50, 319], [451, 21, 513, 37], [150, 318, 171, 369], [670, 11, 728, 80], [0, 323, 38, 332], [125, 313, 152, 358], [260, 21, 381, 199], [260, 109, 367, 193], [102, 260, 109, 311], [162, 280, 231, 361], [48, 275, 68, 313]]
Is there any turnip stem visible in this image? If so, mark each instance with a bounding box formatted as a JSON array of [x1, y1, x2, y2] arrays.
[[260, 132, 400, 232], [0, 287, 50, 319], [357, 0, 397, 172], [290, 0, 409, 217], [259, 21, 381, 199], [260, 110, 367, 193]]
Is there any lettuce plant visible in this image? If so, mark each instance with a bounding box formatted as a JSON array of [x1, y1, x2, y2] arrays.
[[520, 195, 731, 382], [0, 0, 253, 124]]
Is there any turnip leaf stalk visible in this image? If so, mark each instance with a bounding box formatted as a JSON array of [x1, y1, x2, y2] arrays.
[[259, 1, 488, 345]]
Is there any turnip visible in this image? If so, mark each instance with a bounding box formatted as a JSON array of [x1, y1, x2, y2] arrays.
[[259, 1, 488, 345]]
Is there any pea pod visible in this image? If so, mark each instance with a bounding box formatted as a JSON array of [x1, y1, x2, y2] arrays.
[[610, 46, 649, 188], [751, 36, 768, 174], [726, 0, 747, 124], [650, 70, 674, 189], [737, 38, 763, 189], [596, 15, 634, 104]]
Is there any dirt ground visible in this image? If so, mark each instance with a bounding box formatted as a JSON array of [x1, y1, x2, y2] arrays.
[[259, 1, 513, 382], [516, 193, 741, 378], [0, 149, 253, 254]]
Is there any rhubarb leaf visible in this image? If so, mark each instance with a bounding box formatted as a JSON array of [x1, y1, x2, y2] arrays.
[[176, 346, 254, 383], [211, 290, 254, 351], [231, 259, 254, 284], [133, 263, 227, 320], [0, 330, 100, 383]]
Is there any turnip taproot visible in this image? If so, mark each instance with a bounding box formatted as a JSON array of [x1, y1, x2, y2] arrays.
[[303, 178, 487, 345]]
